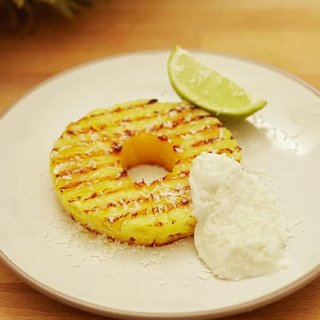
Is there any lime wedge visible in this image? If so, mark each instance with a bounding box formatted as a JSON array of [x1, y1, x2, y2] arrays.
[[168, 46, 267, 119]]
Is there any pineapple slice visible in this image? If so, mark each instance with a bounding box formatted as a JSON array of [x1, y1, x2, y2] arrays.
[[50, 99, 241, 246]]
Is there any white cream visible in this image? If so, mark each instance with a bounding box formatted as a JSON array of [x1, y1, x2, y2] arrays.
[[189, 152, 288, 281]]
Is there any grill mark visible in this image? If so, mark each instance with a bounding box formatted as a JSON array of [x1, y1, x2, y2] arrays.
[[59, 139, 109, 148], [110, 199, 191, 223], [191, 137, 221, 147], [60, 181, 83, 191], [183, 137, 239, 153], [53, 137, 109, 153], [124, 129, 135, 136], [183, 122, 223, 135], [148, 120, 221, 137], [52, 150, 110, 163], [178, 170, 190, 177], [88, 111, 105, 119], [82, 183, 190, 212], [69, 182, 190, 207], [176, 144, 240, 164], [87, 99, 160, 120], [170, 114, 212, 129], [53, 117, 223, 160], [110, 142, 122, 153], [53, 158, 119, 176], [216, 146, 242, 155], [147, 99, 158, 104], [216, 148, 233, 154], [63, 177, 136, 200], [112, 102, 150, 113], [54, 121, 223, 154], [157, 134, 168, 141], [63, 104, 198, 136], [82, 224, 102, 235], [84, 195, 153, 213], [59, 173, 128, 192], [66, 126, 98, 135], [84, 192, 98, 200], [111, 105, 193, 125], [115, 170, 128, 179], [56, 165, 97, 178]]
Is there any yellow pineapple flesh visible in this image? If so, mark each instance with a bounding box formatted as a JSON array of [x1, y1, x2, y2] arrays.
[[50, 100, 241, 246]]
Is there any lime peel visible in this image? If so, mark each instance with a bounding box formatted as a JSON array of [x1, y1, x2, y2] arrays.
[[168, 46, 267, 119]]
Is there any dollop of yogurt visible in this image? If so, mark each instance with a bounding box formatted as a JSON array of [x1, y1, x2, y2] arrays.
[[189, 152, 288, 281]]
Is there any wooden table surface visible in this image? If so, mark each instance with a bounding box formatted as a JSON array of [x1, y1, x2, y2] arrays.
[[1, 0, 319, 319]]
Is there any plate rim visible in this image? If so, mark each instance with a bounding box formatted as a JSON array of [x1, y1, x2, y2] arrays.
[[1, 251, 319, 319], [1, 49, 320, 319]]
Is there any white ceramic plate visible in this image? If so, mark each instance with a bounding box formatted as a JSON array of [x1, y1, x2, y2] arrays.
[[0, 51, 319, 319]]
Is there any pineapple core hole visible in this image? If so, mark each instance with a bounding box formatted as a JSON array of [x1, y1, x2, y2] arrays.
[[127, 165, 169, 184], [120, 133, 179, 184]]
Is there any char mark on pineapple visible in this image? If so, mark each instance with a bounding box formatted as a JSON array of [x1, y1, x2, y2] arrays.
[[147, 99, 158, 104], [192, 137, 221, 147], [110, 142, 123, 153]]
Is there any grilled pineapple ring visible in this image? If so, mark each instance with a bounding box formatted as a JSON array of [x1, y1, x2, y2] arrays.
[[50, 100, 241, 246]]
